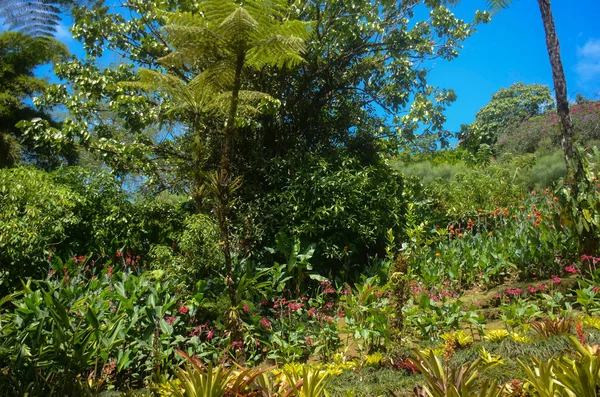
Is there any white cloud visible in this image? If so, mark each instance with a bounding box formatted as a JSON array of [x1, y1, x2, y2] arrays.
[[54, 23, 74, 42], [576, 38, 600, 82]]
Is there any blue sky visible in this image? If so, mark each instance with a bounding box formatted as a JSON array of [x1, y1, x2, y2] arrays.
[[24, 1, 600, 139], [427, 0, 600, 134]]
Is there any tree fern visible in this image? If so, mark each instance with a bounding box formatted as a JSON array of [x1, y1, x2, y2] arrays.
[[127, 0, 310, 319], [0, 0, 62, 37]]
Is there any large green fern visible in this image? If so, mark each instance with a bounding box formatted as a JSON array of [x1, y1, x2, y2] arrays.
[[127, 0, 309, 315], [0, 0, 63, 37]]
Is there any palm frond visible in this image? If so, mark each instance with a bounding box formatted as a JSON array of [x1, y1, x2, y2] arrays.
[[487, 0, 513, 15]]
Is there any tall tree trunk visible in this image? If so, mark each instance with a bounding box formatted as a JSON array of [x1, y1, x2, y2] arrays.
[[537, 0, 597, 256], [536, 0, 576, 183], [218, 51, 245, 307]]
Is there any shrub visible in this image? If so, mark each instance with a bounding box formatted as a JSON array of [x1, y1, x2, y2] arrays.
[[245, 155, 406, 282], [0, 167, 85, 288]]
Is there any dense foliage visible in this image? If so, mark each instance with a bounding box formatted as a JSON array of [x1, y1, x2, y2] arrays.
[[1, 0, 600, 396]]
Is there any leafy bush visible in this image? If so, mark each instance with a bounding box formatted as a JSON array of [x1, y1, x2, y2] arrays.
[[0, 167, 85, 288], [425, 161, 526, 221], [0, 166, 191, 292], [246, 155, 406, 282], [393, 160, 469, 186], [150, 213, 224, 288]]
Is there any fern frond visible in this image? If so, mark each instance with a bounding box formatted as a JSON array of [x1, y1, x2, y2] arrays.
[[246, 34, 306, 69], [191, 58, 236, 92], [217, 6, 259, 43], [197, 0, 239, 26], [0, 0, 62, 37]]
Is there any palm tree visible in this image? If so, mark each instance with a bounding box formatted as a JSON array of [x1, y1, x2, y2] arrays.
[[133, 0, 309, 312]]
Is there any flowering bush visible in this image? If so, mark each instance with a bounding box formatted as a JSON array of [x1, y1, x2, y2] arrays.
[[410, 190, 576, 288], [497, 101, 600, 155], [340, 278, 392, 354]]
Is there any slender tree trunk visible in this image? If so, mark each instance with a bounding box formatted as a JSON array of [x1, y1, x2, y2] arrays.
[[537, 0, 597, 255], [218, 51, 245, 307], [536, 0, 576, 183]]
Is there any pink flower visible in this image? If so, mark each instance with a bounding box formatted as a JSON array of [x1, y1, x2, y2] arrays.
[[178, 306, 189, 314], [594, 286, 599, 293], [261, 317, 272, 328], [551, 275, 561, 284], [527, 286, 538, 293], [166, 317, 176, 324], [243, 305, 249, 313], [565, 265, 578, 274], [305, 337, 311, 344], [375, 291, 382, 297], [207, 330, 214, 339], [308, 307, 316, 316]]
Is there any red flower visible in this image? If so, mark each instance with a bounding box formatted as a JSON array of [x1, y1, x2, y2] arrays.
[[261, 317, 272, 328], [178, 306, 189, 315], [166, 317, 176, 324], [207, 330, 214, 339], [243, 305, 249, 313]]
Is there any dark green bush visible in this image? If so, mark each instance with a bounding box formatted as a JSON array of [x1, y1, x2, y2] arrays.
[[245, 155, 406, 282]]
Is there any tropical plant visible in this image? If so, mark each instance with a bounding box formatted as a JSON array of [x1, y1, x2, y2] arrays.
[[164, 350, 270, 397], [519, 336, 600, 397], [0, 0, 63, 37], [143, 0, 309, 309], [409, 349, 503, 397], [484, 329, 509, 343], [282, 364, 333, 397], [440, 331, 474, 350], [530, 317, 573, 339]]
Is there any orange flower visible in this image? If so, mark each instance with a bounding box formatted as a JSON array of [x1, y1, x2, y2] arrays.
[[554, 197, 559, 202], [488, 231, 493, 237], [503, 208, 509, 216], [467, 219, 474, 229], [519, 205, 525, 211], [458, 233, 463, 238], [532, 190, 537, 195], [545, 188, 550, 195], [435, 253, 441, 259]]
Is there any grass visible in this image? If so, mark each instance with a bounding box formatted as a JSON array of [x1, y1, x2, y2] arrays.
[[329, 367, 422, 397]]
